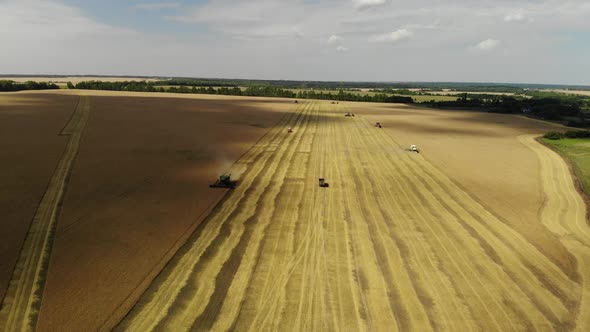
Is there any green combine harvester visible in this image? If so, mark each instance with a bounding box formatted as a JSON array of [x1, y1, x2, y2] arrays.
[[209, 174, 237, 189]]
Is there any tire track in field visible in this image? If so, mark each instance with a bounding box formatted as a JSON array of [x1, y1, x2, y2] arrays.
[[347, 111, 512, 330], [383, 130, 579, 328], [338, 106, 472, 331], [338, 110, 427, 331], [405, 158, 575, 328], [117, 101, 589, 331], [117, 102, 312, 331], [249, 103, 367, 331], [291, 102, 328, 331], [116, 102, 303, 330], [196, 102, 317, 331], [366, 115, 584, 327], [362, 119, 555, 330], [323, 103, 366, 331], [229, 108, 315, 331], [325, 107, 399, 330], [352, 112, 536, 330], [242, 103, 318, 329], [0, 96, 91, 332], [346, 110, 480, 331], [239, 104, 326, 331]]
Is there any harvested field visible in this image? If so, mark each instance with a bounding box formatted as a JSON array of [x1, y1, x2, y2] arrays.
[[520, 134, 590, 329], [2, 91, 588, 331], [359, 104, 576, 275], [32, 92, 293, 331], [119, 101, 589, 331]]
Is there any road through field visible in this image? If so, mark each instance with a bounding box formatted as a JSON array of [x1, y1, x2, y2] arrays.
[[0, 96, 90, 332], [119, 101, 588, 331]]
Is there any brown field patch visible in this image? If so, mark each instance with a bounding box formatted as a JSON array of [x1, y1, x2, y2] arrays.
[[0, 93, 77, 305]]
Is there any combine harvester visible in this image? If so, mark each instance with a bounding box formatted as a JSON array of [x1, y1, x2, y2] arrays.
[[345, 112, 355, 117], [409, 144, 420, 153], [318, 178, 330, 188], [209, 174, 237, 189], [375, 122, 382, 128]]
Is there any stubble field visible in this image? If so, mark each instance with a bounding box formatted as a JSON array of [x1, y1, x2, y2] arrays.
[[1, 91, 589, 331], [118, 100, 589, 331]]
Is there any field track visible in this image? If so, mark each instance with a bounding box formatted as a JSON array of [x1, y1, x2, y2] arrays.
[[519, 134, 590, 330], [0, 96, 90, 332], [113, 101, 587, 331]]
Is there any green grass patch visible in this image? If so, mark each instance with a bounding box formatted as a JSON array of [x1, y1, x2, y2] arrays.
[[543, 138, 590, 195]]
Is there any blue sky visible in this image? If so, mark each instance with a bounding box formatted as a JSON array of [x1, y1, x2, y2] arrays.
[[1, 0, 589, 85]]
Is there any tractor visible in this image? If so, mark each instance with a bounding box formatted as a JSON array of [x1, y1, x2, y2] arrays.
[[375, 122, 382, 128], [210, 174, 237, 189]]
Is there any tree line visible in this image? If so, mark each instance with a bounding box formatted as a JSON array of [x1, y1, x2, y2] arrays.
[[71, 81, 415, 104], [296, 90, 413, 103], [0, 80, 60, 92], [427, 94, 588, 127], [153, 79, 237, 87]]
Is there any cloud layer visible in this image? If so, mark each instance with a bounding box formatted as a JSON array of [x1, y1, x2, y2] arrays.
[[353, 0, 388, 10], [475, 39, 501, 51], [369, 29, 413, 43], [1, 0, 589, 84]]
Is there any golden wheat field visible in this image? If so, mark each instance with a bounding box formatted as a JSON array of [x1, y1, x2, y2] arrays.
[[1, 91, 589, 331]]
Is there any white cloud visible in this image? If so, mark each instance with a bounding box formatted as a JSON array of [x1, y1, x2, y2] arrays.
[[328, 35, 343, 44], [336, 45, 349, 52], [504, 12, 524, 22], [475, 39, 501, 51], [353, 0, 387, 10], [504, 12, 533, 23], [136, 2, 180, 11], [369, 29, 413, 42]]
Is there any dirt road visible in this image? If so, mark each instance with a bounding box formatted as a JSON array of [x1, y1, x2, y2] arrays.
[[0, 96, 90, 332], [118, 101, 588, 331]]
